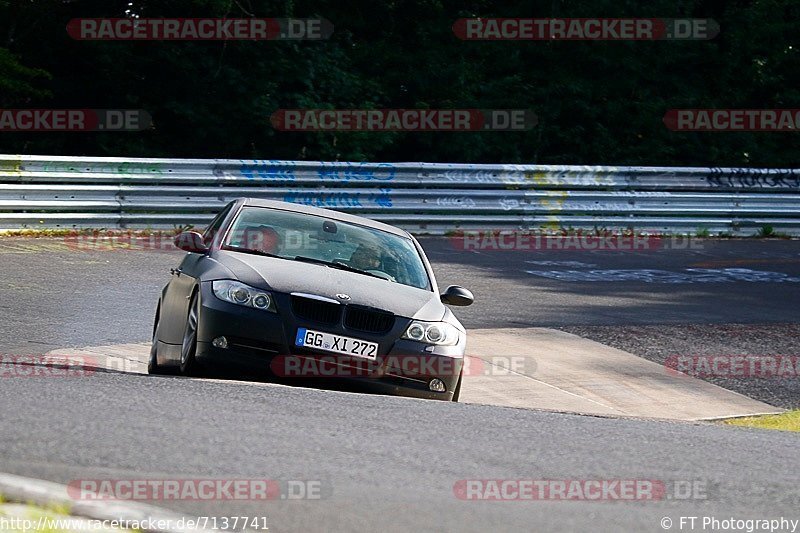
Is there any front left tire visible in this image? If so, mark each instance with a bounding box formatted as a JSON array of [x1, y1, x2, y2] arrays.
[[148, 306, 170, 375], [451, 369, 463, 402]]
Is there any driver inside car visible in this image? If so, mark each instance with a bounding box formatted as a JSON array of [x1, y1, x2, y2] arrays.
[[240, 225, 281, 255], [349, 243, 382, 271]]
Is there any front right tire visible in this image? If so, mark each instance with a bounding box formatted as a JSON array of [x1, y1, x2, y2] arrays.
[[179, 291, 202, 376]]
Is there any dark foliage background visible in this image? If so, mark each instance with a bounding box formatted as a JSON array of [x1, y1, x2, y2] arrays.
[[1, 0, 798, 165]]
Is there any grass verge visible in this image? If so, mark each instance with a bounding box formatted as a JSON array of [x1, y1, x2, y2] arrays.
[[724, 410, 800, 432]]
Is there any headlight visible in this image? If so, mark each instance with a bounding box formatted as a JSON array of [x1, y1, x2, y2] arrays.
[[212, 280, 276, 312], [402, 321, 460, 346]]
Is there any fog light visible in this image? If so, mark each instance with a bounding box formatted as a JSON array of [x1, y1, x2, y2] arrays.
[[212, 336, 228, 349], [429, 378, 446, 393]]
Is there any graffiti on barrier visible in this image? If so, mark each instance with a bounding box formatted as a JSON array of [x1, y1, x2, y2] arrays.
[[284, 192, 362, 208], [40, 162, 164, 175], [607, 191, 671, 197], [317, 162, 395, 182], [523, 170, 616, 187], [442, 170, 501, 183], [435, 196, 476, 208], [706, 168, 800, 189], [240, 160, 296, 181], [499, 198, 521, 210], [371, 189, 393, 207], [0, 157, 23, 174], [283, 189, 393, 209]]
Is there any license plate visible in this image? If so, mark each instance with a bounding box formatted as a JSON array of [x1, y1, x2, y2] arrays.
[[295, 328, 379, 360]]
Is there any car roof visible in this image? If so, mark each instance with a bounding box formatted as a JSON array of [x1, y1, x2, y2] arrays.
[[240, 198, 410, 238]]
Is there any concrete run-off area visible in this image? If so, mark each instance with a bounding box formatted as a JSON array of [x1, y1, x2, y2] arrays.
[[42, 327, 782, 421]]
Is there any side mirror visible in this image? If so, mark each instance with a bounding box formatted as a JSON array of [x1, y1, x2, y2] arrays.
[[440, 285, 474, 306], [174, 231, 209, 254]]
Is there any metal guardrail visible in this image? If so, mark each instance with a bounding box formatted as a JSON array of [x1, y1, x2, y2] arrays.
[[1, 154, 799, 235]]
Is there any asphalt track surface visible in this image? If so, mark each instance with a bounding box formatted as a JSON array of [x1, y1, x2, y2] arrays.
[[0, 236, 799, 532], [0, 237, 798, 352], [1, 236, 798, 406]]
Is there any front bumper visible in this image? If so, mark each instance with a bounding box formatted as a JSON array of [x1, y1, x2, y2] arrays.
[[194, 282, 465, 401]]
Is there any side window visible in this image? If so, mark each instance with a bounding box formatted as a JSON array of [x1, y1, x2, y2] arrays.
[[203, 203, 234, 247]]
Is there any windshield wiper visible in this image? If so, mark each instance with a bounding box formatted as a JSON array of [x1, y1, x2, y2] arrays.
[[293, 256, 384, 280], [223, 245, 283, 259]]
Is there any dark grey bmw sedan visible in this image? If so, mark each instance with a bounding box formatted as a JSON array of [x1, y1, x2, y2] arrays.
[[149, 198, 473, 401]]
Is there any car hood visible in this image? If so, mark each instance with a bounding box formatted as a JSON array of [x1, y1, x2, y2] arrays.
[[211, 251, 446, 321]]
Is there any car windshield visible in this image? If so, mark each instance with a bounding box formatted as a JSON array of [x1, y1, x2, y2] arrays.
[[222, 206, 431, 290]]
